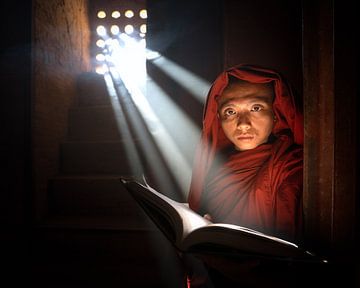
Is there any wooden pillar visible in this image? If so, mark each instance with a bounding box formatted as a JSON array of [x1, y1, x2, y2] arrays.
[[303, 0, 357, 260], [303, 0, 334, 253]]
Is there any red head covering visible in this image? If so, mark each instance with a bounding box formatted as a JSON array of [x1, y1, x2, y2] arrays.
[[188, 64, 303, 240]]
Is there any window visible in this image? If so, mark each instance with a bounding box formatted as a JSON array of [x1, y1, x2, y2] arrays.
[[89, 0, 147, 74]]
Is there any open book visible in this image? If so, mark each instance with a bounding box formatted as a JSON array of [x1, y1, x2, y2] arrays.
[[120, 177, 324, 262]]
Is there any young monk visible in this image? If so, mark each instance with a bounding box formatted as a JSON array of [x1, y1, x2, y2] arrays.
[[185, 64, 304, 287], [188, 64, 303, 242]]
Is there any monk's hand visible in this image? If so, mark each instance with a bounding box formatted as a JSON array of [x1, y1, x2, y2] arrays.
[[203, 213, 213, 221]]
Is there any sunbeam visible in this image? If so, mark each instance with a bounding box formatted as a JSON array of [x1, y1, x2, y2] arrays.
[[147, 51, 211, 104], [97, 30, 208, 200], [107, 35, 193, 197]]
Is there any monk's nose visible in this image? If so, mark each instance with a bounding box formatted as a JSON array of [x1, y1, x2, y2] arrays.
[[236, 112, 251, 129]]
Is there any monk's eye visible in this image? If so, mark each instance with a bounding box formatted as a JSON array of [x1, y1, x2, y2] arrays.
[[251, 105, 263, 112], [223, 109, 236, 117]]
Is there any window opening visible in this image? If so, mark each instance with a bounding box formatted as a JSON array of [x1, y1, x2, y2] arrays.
[[89, 1, 147, 76]]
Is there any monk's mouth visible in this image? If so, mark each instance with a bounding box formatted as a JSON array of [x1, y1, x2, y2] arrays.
[[236, 136, 254, 140]]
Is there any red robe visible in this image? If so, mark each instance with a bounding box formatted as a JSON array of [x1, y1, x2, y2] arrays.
[[188, 64, 304, 242]]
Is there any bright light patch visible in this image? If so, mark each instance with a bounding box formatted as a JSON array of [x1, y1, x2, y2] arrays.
[[95, 64, 108, 75], [97, 11, 106, 19], [139, 38, 146, 48], [105, 54, 112, 62], [146, 50, 161, 60], [109, 35, 146, 87], [96, 25, 106, 37], [110, 25, 120, 35], [124, 25, 134, 34], [111, 10, 120, 18], [139, 9, 147, 19], [125, 10, 134, 18], [96, 39, 105, 48], [105, 38, 113, 46], [96, 53, 105, 61], [140, 24, 147, 34]]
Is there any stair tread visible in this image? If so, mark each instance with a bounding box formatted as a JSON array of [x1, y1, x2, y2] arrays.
[[50, 174, 132, 180], [36, 215, 158, 231], [69, 104, 114, 110]]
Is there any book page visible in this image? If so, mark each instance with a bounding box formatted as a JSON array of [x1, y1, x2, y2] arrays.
[[171, 202, 211, 242], [181, 223, 314, 260], [122, 179, 211, 247], [142, 184, 211, 244]]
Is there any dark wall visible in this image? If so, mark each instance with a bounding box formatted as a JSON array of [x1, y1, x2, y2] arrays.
[[146, 0, 224, 82], [223, 0, 303, 95], [0, 0, 32, 283], [0, 1, 32, 228]]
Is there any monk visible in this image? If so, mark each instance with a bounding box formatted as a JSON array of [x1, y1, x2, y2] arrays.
[[185, 64, 304, 287]]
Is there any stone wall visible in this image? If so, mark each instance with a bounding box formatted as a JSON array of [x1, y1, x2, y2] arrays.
[[32, 0, 91, 220]]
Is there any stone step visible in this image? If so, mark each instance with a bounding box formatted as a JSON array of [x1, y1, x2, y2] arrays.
[[48, 175, 149, 224], [31, 226, 186, 288], [76, 72, 111, 106], [67, 105, 122, 141], [60, 141, 140, 174], [38, 214, 154, 231]]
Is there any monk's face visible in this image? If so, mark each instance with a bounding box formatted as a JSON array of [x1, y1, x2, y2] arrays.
[[217, 80, 275, 151]]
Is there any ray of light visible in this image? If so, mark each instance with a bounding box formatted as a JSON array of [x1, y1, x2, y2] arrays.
[[100, 34, 207, 199], [109, 62, 192, 196], [147, 50, 211, 104]]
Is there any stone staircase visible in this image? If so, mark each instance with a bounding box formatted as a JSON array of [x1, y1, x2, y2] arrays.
[[31, 72, 186, 288]]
